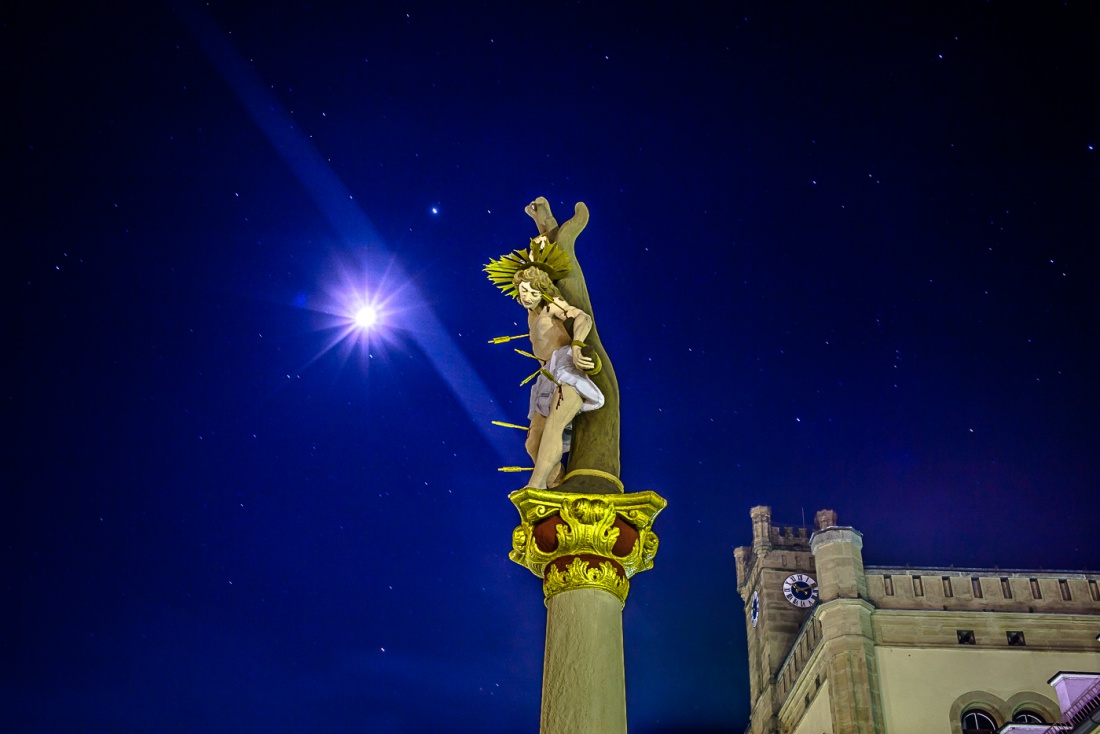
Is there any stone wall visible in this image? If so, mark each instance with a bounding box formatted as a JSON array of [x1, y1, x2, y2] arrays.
[[875, 646, 1095, 734]]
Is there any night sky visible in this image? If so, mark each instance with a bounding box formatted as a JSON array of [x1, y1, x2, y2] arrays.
[[6, 2, 1099, 732]]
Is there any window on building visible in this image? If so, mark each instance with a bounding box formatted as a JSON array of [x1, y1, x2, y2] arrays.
[[1001, 577, 1013, 599], [913, 575, 924, 596], [1006, 630, 1026, 646], [1012, 711, 1045, 724], [883, 574, 894, 596], [942, 576, 953, 597], [971, 577, 983, 598], [962, 710, 997, 731], [1030, 578, 1042, 599], [1090, 579, 1100, 602], [957, 630, 975, 645], [1058, 578, 1071, 601]]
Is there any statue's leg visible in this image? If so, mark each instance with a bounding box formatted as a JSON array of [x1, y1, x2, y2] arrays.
[[526, 409, 564, 487], [546, 463, 564, 489], [526, 413, 546, 465], [529, 385, 583, 489]]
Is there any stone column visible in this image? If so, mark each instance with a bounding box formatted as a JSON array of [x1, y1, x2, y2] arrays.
[[509, 488, 667, 734], [542, 589, 627, 732], [810, 525, 883, 733]]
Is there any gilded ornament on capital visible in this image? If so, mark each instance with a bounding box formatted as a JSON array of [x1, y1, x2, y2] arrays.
[[512, 525, 528, 551], [543, 556, 630, 604], [508, 488, 666, 605]]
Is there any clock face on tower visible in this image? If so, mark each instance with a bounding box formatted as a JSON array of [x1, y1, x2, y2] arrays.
[[750, 590, 759, 627], [782, 573, 819, 608]]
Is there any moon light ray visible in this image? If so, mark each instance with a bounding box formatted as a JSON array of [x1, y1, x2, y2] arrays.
[[174, 0, 511, 460]]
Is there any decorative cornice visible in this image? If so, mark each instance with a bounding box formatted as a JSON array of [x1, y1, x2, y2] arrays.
[[813, 596, 876, 616], [865, 565, 1099, 579], [508, 488, 666, 606]]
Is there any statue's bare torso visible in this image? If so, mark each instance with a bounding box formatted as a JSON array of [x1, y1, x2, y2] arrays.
[[528, 303, 572, 361], [516, 280, 593, 369]]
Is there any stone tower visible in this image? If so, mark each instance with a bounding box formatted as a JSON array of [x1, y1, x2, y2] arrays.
[[734, 506, 826, 734], [808, 518, 884, 732]]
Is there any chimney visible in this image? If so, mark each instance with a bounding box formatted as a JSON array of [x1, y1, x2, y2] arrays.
[[750, 505, 773, 554], [815, 509, 837, 530]]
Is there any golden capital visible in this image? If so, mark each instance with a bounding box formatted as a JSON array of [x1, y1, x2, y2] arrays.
[[508, 488, 667, 606]]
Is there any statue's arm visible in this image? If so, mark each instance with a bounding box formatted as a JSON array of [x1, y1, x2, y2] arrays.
[[550, 297, 594, 370], [525, 198, 588, 248], [525, 197, 558, 235]]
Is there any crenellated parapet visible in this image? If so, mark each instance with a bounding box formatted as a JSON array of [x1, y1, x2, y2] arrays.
[[508, 488, 666, 606]]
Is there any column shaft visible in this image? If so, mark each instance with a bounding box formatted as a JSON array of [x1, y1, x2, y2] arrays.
[[541, 589, 626, 734]]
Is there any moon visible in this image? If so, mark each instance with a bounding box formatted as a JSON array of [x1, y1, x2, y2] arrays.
[[354, 306, 378, 328]]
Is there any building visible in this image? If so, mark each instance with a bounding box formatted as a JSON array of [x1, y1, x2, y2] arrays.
[[734, 506, 1100, 733]]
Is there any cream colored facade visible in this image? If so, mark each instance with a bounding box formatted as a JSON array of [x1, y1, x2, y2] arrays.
[[734, 507, 1100, 734]]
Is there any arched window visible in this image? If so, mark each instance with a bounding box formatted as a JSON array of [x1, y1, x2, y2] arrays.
[[1013, 711, 1045, 724], [962, 709, 998, 731]]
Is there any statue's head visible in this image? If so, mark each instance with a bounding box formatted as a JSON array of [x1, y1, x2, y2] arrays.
[[485, 235, 572, 302], [513, 266, 560, 310]]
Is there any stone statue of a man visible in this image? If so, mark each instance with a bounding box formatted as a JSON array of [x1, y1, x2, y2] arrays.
[[486, 198, 620, 495], [512, 240, 605, 488]]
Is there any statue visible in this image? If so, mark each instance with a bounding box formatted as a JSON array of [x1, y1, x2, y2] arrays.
[[486, 198, 621, 494]]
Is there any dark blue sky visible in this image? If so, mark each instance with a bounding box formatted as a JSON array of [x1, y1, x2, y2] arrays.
[[7, 2, 1098, 732]]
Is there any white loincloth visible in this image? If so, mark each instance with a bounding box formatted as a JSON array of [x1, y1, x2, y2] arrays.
[[527, 345, 605, 454]]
